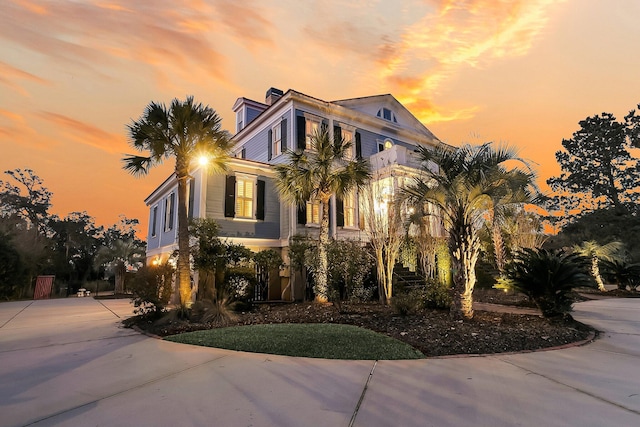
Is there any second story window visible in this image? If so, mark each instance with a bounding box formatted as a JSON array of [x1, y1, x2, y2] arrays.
[[164, 192, 175, 232], [305, 119, 320, 150], [268, 119, 287, 160], [151, 205, 158, 237], [272, 123, 282, 157], [342, 129, 354, 159]]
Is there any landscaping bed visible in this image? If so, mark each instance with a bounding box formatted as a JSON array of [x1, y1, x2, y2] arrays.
[[125, 294, 595, 357]]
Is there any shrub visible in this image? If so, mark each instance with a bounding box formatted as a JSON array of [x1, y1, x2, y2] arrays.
[[422, 279, 452, 309], [495, 248, 594, 319], [129, 263, 174, 316], [189, 297, 237, 325], [391, 289, 422, 316]]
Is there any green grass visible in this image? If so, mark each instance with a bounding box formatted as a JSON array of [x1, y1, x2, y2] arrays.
[[164, 323, 425, 360]]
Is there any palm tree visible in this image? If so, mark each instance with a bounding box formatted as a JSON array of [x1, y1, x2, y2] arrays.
[[274, 127, 370, 302], [573, 240, 623, 292], [123, 96, 233, 306], [403, 143, 536, 319]]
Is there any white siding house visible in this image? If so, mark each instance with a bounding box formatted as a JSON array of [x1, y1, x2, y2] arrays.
[[145, 88, 445, 301]]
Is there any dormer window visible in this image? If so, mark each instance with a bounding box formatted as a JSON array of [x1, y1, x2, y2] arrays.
[[377, 107, 397, 123]]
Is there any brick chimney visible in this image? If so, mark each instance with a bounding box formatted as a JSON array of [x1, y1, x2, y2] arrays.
[[265, 87, 283, 106]]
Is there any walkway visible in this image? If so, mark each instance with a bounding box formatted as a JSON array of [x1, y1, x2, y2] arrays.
[[0, 297, 638, 426]]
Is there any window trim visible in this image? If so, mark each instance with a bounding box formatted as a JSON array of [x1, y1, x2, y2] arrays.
[[272, 122, 282, 158]]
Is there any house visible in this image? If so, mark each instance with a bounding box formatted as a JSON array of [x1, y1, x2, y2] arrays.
[[144, 88, 444, 301]]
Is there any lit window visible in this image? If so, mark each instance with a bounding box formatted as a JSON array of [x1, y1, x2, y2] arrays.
[[305, 119, 320, 150], [306, 200, 321, 225], [236, 177, 254, 218], [342, 129, 354, 158], [272, 124, 282, 157], [344, 191, 356, 227]]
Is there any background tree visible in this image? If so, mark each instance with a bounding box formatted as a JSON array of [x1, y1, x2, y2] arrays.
[[547, 110, 640, 222], [274, 127, 370, 302], [48, 212, 102, 291], [0, 168, 52, 238], [95, 217, 146, 295], [124, 96, 233, 307], [403, 143, 536, 319]]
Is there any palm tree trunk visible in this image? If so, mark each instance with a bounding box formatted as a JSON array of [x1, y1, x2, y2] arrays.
[[450, 222, 479, 320], [176, 171, 192, 307], [315, 199, 330, 302], [492, 213, 506, 273], [592, 257, 606, 292], [115, 261, 126, 294]]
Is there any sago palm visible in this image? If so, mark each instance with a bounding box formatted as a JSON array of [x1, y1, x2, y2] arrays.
[[496, 248, 593, 319], [123, 96, 233, 306], [403, 143, 536, 319], [274, 127, 370, 302]]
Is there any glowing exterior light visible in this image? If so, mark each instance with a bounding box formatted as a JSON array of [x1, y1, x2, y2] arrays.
[[198, 155, 209, 166]]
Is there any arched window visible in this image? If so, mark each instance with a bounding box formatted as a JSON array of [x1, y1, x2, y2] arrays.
[[376, 107, 397, 123]]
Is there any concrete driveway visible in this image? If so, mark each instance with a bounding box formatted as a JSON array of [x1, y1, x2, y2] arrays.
[[0, 297, 638, 427]]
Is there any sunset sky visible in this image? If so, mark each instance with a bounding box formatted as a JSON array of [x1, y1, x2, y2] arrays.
[[1, 0, 639, 235]]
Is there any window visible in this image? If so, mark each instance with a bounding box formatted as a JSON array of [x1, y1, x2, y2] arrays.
[[224, 175, 266, 220], [306, 200, 321, 225], [305, 119, 320, 150], [343, 191, 356, 228], [151, 205, 158, 237], [236, 110, 244, 133], [342, 129, 354, 158], [272, 123, 282, 157], [376, 108, 397, 123], [236, 176, 254, 219], [164, 193, 175, 232]]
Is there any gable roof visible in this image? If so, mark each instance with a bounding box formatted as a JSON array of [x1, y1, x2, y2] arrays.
[[332, 94, 439, 141]]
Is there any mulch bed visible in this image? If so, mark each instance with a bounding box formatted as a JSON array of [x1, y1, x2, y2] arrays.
[[125, 291, 595, 357]]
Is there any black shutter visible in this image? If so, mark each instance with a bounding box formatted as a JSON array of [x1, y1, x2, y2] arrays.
[[336, 197, 344, 227], [297, 204, 307, 225], [281, 119, 287, 151], [297, 116, 306, 150], [224, 175, 236, 218], [334, 125, 342, 141], [188, 179, 195, 219], [355, 131, 362, 159], [267, 129, 273, 161], [256, 180, 265, 220], [168, 193, 175, 229]]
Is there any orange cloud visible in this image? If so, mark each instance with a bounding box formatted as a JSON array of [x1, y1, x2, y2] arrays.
[[0, 0, 231, 87], [37, 111, 128, 154], [378, 0, 565, 122], [211, 0, 275, 50], [0, 61, 50, 97]]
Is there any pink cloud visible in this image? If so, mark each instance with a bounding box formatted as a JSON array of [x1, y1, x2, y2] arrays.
[[37, 111, 128, 154]]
